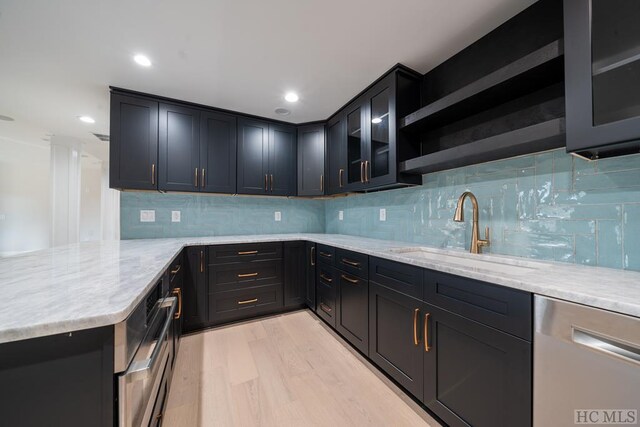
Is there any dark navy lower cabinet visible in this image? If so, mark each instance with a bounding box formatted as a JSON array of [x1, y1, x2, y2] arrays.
[[422, 302, 532, 427], [335, 270, 369, 355], [284, 241, 306, 308], [305, 242, 317, 310], [183, 246, 209, 332]]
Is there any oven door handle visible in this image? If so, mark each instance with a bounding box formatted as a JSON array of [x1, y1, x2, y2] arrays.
[[127, 296, 177, 382]]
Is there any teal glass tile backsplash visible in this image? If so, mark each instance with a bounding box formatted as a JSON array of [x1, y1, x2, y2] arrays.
[[325, 148, 640, 271], [121, 193, 325, 239]]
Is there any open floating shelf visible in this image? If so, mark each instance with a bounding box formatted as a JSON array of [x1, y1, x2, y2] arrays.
[[399, 118, 565, 175], [400, 40, 564, 132]]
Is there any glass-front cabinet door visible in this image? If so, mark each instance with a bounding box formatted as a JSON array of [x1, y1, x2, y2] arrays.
[[367, 77, 396, 187], [564, 0, 640, 153], [346, 101, 367, 189]]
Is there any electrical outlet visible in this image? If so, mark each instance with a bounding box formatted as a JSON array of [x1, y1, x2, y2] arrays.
[[379, 208, 386, 221], [140, 210, 155, 222], [171, 211, 181, 223], [339, 210, 344, 221], [275, 211, 282, 222]]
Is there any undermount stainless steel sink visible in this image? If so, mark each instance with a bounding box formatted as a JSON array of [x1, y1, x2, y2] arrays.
[[388, 247, 543, 275]]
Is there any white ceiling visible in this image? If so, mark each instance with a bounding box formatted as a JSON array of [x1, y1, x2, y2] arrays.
[[0, 0, 535, 161]]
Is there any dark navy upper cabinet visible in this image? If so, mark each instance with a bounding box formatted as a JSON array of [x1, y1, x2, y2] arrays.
[[564, 0, 640, 157], [237, 118, 296, 196], [326, 113, 347, 194], [297, 124, 326, 196], [109, 93, 158, 190], [158, 103, 200, 192], [200, 111, 237, 194]]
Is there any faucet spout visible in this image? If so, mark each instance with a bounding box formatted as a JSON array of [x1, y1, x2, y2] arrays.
[[453, 191, 489, 254]]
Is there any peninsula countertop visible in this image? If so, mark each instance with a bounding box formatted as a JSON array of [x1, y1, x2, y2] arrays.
[[2, 233, 640, 344]]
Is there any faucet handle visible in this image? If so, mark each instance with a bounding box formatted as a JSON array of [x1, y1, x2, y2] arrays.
[[478, 226, 490, 248], [484, 226, 490, 241]]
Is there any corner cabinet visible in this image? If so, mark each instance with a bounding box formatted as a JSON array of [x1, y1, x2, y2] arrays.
[[109, 93, 158, 190], [297, 124, 325, 196], [183, 246, 208, 333], [284, 241, 306, 308], [237, 118, 296, 196], [564, 0, 640, 157], [328, 66, 422, 193]]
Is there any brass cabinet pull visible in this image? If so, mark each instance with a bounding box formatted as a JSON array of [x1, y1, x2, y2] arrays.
[[320, 174, 324, 192], [238, 298, 258, 305], [413, 308, 420, 346], [151, 163, 156, 185], [270, 174, 274, 191], [339, 168, 344, 188], [360, 161, 365, 183], [364, 160, 370, 183], [238, 250, 258, 255], [202, 168, 206, 187], [320, 273, 333, 283], [341, 258, 360, 267], [341, 274, 358, 284], [310, 246, 316, 266], [265, 174, 268, 191], [170, 265, 181, 275], [172, 288, 182, 319], [200, 250, 204, 273], [238, 272, 258, 278], [424, 313, 431, 352], [320, 302, 332, 313], [319, 251, 332, 258], [194, 168, 199, 187]]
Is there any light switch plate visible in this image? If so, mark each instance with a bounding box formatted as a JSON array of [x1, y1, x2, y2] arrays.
[[379, 208, 386, 221], [275, 211, 282, 222], [171, 211, 181, 223], [140, 210, 155, 222], [339, 210, 344, 221]]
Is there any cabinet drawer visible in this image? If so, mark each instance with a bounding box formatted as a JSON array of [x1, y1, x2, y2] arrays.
[[317, 263, 334, 287], [209, 284, 283, 323], [316, 278, 336, 328], [317, 244, 335, 265], [335, 248, 368, 279], [423, 269, 532, 341], [168, 254, 183, 285], [369, 257, 422, 300], [208, 242, 282, 264], [209, 260, 282, 293]]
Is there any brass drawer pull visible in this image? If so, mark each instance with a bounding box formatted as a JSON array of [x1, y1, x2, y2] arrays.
[[238, 250, 258, 255], [202, 168, 206, 187], [364, 160, 370, 183], [238, 272, 258, 278], [172, 288, 182, 319], [320, 273, 333, 283], [270, 174, 274, 192], [413, 308, 419, 346], [360, 161, 365, 183], [264, 174, 268, 191], [339, 168, 344, 188], [341, 258, 360, 267], [319, 251, 332, 258], [320, 174, 324, 192], [194, 167, 199, 187], [238, 298, 258, 305], [320, 303, 332, 313], [341, 274, 358, 284], [151, 163, 156, 185], [200, 250, 204, 273], [424, 313, 431, 352], [170, 265, 181, 274]]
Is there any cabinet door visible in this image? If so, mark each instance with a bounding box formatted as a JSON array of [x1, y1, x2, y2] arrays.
[[237, 118, 268, 195], [564, 0, 640, 152], [183, 247, 208, 332], [305, 242, 316, 310], [326, 114, 347, 194], [366, 76, 397, 188], [297, 124, 325, 196], [369, 282, 424, 400], [316, 263, 337, 327], [200, 111, 237, 194], [109, 93, 158, 190], [158, 103, 200, 192], [268, 123, 296, 196], [345, 100, 368, 190], [335, 271, 369, 355], [284, 241, 306, 308], [423, 302, 532, 427]]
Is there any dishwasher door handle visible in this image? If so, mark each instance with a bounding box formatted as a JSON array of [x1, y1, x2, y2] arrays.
[[573, 327, 640, 365]]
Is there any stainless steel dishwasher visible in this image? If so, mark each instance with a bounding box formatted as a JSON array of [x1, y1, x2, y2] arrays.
[[534, 296, 640, 427]]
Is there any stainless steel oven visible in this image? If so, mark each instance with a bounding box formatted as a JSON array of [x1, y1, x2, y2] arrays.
[[115, 279, 177, 427]]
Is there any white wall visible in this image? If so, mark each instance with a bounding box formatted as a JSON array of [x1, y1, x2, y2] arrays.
[[0, 138, 51, 256]]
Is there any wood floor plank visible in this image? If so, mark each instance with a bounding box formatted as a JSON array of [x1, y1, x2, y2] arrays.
[[164, 310, 440, 427]]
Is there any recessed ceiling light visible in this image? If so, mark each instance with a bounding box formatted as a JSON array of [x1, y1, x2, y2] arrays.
[[275, 108, 291, 116], [133, 54, 152, 67], [0, 115, 14, 121], [371, 117, 382, 124], [78, 116, 95, 124], [284, 92, 299, 103]]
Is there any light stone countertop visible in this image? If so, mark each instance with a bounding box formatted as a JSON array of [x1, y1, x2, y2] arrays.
[[2, 233, 640, 344]]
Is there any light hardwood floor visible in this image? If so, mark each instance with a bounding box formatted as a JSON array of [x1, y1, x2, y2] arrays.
[[163, 309, 440, 427]]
